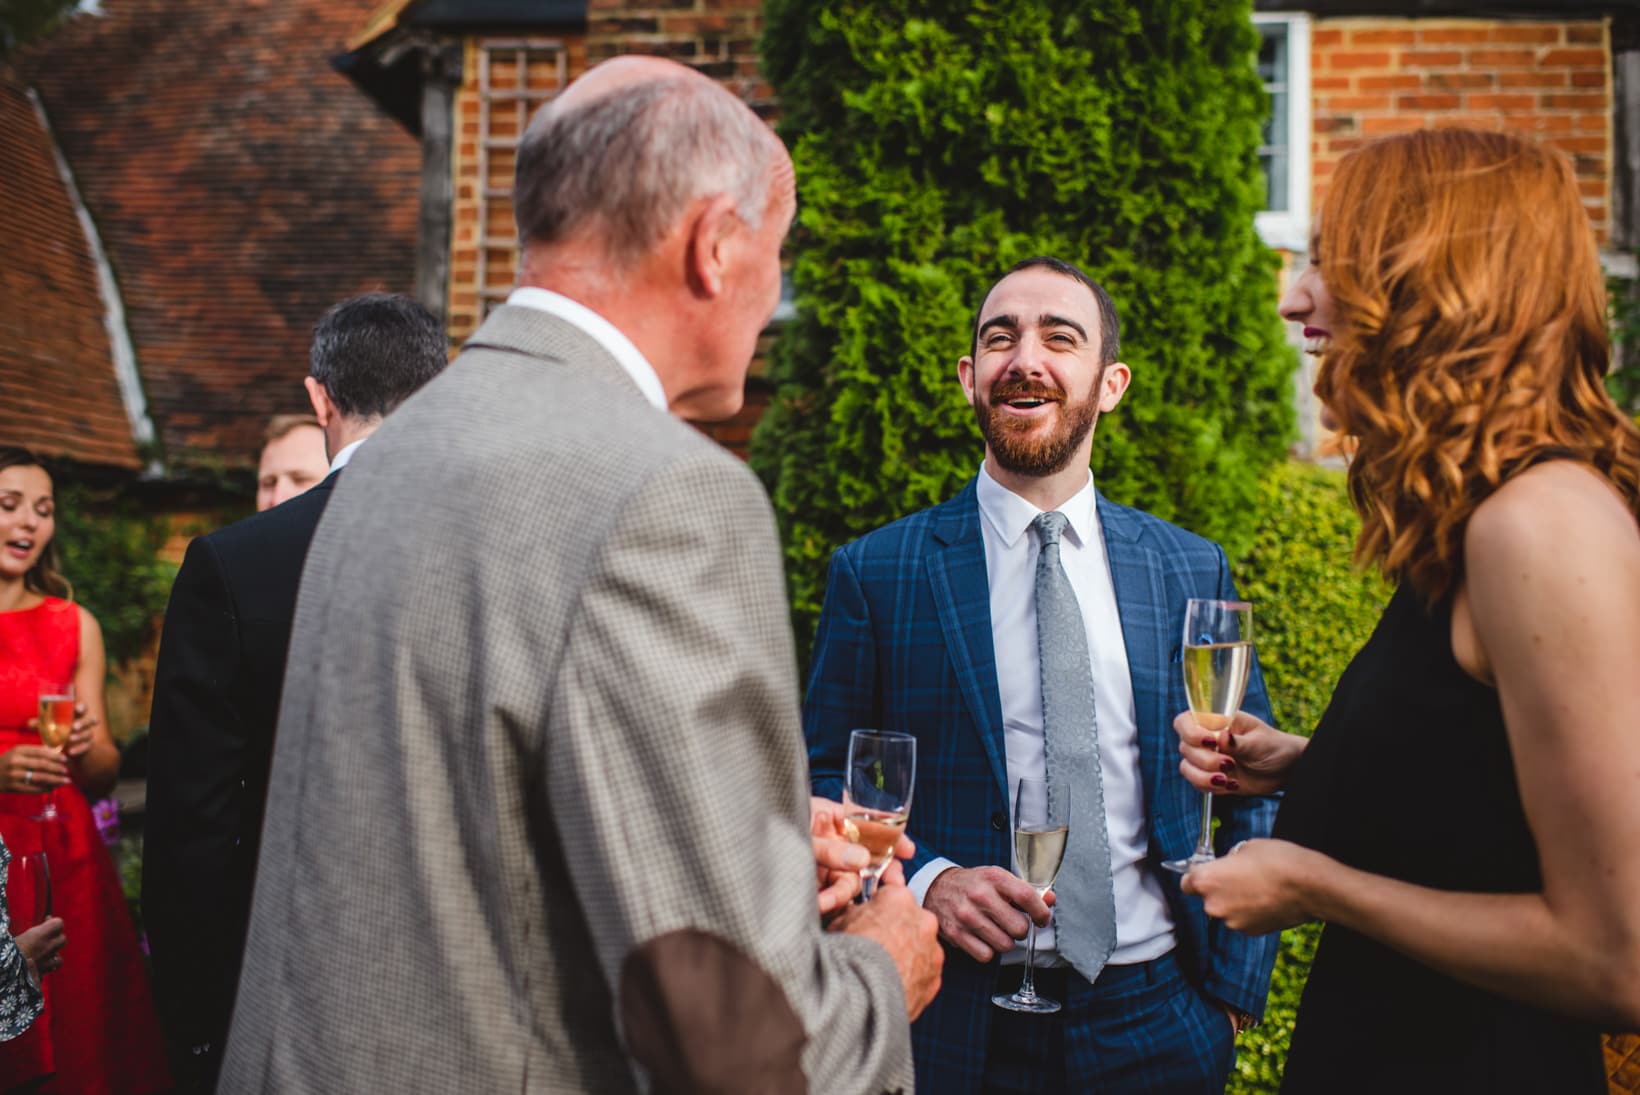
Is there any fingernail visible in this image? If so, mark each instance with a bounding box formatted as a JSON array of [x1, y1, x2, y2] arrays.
[[1226, 779, 1241, 791], [1210, 774, 1227, 787], [1201, 738, 1216, 749], [1226, 734, 1237, 750], [843, 847, 869, 869], [1220, 757, 1235, 772]]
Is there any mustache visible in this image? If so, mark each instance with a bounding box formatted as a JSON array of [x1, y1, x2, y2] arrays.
[[988, 378, 1066, 403]]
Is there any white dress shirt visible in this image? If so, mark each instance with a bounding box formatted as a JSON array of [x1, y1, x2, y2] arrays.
[[508, 287, 668, 411], [328, 438, 366, 472], [909, 464, 1176, 967]]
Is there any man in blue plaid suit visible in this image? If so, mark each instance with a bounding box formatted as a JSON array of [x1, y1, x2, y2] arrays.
[[805, 257, 1279, 1093]]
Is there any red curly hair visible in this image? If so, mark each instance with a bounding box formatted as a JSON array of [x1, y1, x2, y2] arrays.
[[1314, 128, 1640, 602]]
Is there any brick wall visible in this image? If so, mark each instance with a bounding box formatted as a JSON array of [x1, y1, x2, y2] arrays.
[[1309, 18, 1611, 242], [445, 1, 775, 456]]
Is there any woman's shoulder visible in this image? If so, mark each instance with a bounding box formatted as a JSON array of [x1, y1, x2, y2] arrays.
[[1470, 460, 1635, 553]]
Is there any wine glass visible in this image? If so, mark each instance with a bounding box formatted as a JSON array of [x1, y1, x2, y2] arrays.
[[9, 851, 51, 930], [1162, 598, 1254, 874], [992, 775, 1070, 1014], [841, 730, 916, 901], [34, 687, 74, 823]]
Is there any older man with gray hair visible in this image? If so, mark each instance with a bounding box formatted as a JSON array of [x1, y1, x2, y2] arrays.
[[219, 56, 940, 1094]]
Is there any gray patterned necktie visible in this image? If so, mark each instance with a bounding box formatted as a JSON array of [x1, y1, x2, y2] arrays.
[[1032, 510, 1117, 981]]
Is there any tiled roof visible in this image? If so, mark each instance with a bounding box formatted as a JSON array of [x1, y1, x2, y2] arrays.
[[10, 0, 422, 472], [0, 66, 139, 471]]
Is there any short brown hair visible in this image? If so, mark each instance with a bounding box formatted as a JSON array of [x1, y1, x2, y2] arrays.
[[262, 414, 321, 448]]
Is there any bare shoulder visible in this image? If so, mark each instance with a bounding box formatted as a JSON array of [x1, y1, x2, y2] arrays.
[[74, 603, 103, 639], [1465, 461, 1640, 574]]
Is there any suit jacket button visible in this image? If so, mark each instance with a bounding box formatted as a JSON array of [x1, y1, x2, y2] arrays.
[[990, 811, 1007, 831]]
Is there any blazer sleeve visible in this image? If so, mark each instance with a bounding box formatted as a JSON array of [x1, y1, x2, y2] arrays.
[[804, 546, 952, 880], [1203, 543, 1282, 1019], [143, 535, 251, 1071], [546, 451, 913, 1095]]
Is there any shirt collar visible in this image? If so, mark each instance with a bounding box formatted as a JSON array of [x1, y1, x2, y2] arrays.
[[506, 287, 668, 411], [975, 463, 1101, 550], [328, 438, 366, 472]]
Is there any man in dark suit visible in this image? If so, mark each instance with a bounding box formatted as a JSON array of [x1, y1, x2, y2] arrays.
[[805, 257, 1281, 1093], [143, 292, 447, 1093]]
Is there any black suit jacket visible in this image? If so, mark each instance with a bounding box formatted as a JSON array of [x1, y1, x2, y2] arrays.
[[143, 470, 337, 1092]]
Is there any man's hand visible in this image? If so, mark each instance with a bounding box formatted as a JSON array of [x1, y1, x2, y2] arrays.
[[15, 916, 65, 982], [923, 866, 1054, 963], [829, 883, 943, 1020], [810, 797, 915, 918]]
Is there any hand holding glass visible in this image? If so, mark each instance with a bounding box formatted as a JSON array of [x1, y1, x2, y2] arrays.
[[992, 776, 1069, 1014], [1162, 599, 1253, 874], [842, 730, 915, 901]]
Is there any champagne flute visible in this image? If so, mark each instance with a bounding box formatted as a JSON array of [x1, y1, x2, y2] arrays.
[[992, 775, 1069, 1014], [841, 730, 916, 901], [1162, 598, 1254, 874], [34, 687, 74, 823], [10, 851, 51, 929]]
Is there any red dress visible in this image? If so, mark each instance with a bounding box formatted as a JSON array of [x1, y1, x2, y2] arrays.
[[0, 598, 170, 1094]]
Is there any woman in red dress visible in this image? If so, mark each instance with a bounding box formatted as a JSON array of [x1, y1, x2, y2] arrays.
[[0, 447, 169, 1094]]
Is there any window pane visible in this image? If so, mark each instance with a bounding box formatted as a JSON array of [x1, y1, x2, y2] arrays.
[[1257, 24, 1291, 215]]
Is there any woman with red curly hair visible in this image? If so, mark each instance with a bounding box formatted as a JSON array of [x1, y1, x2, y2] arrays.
[[1173, 128, 1640, 1091]]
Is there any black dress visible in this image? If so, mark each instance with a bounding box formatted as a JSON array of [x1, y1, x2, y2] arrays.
[[1273, 585, 1605, 1093]]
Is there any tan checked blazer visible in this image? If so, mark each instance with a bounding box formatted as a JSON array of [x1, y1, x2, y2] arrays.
[[219, 305, 913, 1094]]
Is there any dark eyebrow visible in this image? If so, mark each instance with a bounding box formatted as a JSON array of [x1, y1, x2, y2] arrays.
[[978, 314, 1020, 342], [1038, 313, 1088, 341]]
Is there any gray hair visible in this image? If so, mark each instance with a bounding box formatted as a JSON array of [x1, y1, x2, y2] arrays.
[[514, 77, 775, 263]]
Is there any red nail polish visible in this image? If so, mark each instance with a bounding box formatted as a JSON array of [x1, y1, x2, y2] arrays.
[[1202, 738, 1217, 750], [1210, 774, 1227, 787], [1226, 779, 1241, 791], [1220, 756, 1235, 772]]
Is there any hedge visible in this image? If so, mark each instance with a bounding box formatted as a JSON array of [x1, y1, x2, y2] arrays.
[[752, 0, 1296, 663], [1226, 460, 1391, 1093]]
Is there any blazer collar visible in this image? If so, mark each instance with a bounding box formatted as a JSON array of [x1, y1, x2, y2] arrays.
[[461, 304, 649, 405]]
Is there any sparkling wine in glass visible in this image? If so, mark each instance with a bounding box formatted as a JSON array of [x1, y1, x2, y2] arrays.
[[34, 688, 73, 823], [842, 730, 915, 901], [1162, 598, 1253, 874], [992, 775, 1070, 1014]]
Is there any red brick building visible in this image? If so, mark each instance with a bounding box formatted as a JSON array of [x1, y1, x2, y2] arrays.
[[5, 0, 1640, 474]]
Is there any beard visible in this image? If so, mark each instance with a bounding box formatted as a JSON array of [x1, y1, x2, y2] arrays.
[[973, 376, 1100, 477]]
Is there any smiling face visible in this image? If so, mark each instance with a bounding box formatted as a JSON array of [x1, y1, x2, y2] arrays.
[[0, 464, 55, 584], [1279, 233, 1340, 429], [959, 265, 1129, 482]]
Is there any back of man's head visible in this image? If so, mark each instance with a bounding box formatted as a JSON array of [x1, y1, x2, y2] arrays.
[[513, 60, 776, 268], [310, 293, 448, 420]]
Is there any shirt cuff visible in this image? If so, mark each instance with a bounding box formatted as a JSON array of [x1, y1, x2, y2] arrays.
[[908, 858, 959, 906]]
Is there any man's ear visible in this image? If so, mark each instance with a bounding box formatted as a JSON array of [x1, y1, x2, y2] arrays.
[[957, 356, 978, 409], [1099, 362, 1132, 412], [303, 376, 336, 427], [684, 193, 741, 299]]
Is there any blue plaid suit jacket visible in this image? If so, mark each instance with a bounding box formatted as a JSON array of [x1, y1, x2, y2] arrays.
[[804, 479, 1280, 1093]]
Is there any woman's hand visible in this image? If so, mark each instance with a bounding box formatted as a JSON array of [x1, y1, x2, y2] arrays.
[[0, 745, 69, 795], [1179, 838, 1327, 935], [63, 702, 98, 760], [1173, 709, 1305, 797], [14, 917, 65, 982]]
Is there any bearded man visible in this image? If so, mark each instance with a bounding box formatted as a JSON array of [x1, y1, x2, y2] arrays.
[[802, 257, 1281, 1094]]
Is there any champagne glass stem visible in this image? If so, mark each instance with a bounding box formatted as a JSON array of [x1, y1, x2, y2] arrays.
[[1018, 921, 1040, 1003], [859, 865, 880, 902], [1194, 790, 1214, 858]]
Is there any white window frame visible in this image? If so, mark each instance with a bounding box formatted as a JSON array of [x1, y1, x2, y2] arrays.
[[1252, 12, 1312, 253]]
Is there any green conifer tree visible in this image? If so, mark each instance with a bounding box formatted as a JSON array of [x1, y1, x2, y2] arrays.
[[752, 0, 1296, 655]]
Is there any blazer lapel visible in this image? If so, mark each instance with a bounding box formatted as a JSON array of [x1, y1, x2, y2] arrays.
[[1098, 494, 1173, 809], [926, 481, 1010, 802]]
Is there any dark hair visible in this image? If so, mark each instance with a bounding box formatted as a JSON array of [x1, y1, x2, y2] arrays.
[[0, 447, 70, 600], [309, 293, 448, 419], [971, 256, 1121, 365]]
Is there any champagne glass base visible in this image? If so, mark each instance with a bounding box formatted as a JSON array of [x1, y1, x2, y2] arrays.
[[1161, 850, 1215, 875], [992, 988, 1061, 1014]]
